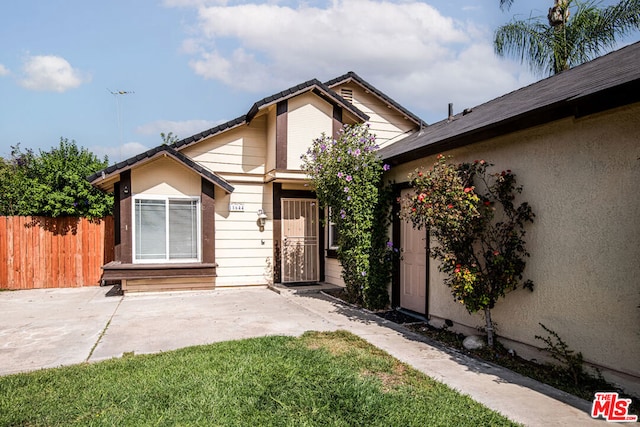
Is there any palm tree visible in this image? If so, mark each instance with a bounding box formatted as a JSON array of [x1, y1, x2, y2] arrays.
[[494, 0, 640, 75], [500, 0, 516, 10]]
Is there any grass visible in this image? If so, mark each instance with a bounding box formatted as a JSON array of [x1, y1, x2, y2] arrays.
[[0, 331, 519, 426], [325, 288, 638, 414]]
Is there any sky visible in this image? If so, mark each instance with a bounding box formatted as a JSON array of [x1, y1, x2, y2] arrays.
[[1, 0, 637, 164]]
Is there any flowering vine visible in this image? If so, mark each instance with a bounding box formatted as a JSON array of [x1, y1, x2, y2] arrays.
[[301, 124, 394, 309], [401, 155, 535, 347]]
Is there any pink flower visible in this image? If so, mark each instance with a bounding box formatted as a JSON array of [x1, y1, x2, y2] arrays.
[[464, 187, 472, 193], [447, 204, 454, 209], [493, 250, 500, 256]]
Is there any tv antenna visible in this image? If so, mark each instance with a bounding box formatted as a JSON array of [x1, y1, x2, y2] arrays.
[[108, 89, 135, 161]]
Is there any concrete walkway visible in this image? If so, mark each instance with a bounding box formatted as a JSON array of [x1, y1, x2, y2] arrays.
[[0, 286, 605, 426]]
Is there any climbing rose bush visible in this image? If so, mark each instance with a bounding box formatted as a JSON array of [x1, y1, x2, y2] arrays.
[[401, 155, 535, 346], [301, 124, 393, 309]]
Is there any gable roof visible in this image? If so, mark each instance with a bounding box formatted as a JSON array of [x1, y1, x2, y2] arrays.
[[380, 42, 640, 165], [87, 145, 235, 193], [172, 78, 370, 151], [89, 72, 421, 187], [325, 71, 424, 127]]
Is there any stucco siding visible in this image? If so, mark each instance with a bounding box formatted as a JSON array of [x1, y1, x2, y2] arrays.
[[287, 92, 333, 170], [182, 115, 267, 175], [387, 103, 640, 392], [131, 156, 200, 196]]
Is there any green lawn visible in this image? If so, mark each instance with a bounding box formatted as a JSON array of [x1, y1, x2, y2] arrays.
[[0, 330, 518, 426]]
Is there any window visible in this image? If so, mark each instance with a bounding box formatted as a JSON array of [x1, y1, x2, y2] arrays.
[[134, 196, 200, 262], [328, 207, 341, 250]]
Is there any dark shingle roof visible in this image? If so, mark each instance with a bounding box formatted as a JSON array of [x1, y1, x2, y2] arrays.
[[325, 71, 424, 126], [89, 71, 419, 186], [172, 78, 369, 151], [171, 115, 247, 150], [380, 42, 640, 164], [87, 145, 234, 193]]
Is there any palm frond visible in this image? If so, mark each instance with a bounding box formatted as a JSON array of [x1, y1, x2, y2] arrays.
[[494, 19, 556, 76], [494, 0, 640, 75], [500, 0, 516, 11]]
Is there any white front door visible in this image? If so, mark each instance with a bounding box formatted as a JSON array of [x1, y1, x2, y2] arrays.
[[281, 198, 319, 283], [400, 189, 427, 314]]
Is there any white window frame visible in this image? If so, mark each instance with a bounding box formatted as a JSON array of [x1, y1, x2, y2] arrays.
[[132, 194, 202, 264], [327, 207, 340, 250]]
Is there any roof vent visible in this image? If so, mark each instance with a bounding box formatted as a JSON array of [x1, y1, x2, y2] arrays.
[[448, 103, 454, 121], [341, 88, 353, 103]]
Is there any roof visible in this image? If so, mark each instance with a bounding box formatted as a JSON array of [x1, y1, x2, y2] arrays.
[[87, 145, 235, 193], [89, 71, 421, 187], [325, 71, 425, 127], [380, 42, 640, 165], [172, 78, 369, 151]]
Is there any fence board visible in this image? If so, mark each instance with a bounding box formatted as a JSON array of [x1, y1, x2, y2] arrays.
[[0, 216, 114, 289]]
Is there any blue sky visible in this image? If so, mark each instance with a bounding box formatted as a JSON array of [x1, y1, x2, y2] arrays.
[[1, 0, 637, 163]]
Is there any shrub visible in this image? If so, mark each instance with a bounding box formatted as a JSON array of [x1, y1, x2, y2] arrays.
[[401, 155, 534, 346]]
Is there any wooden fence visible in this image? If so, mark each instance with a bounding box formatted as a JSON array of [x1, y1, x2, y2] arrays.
[[0, 216, 114, 289]]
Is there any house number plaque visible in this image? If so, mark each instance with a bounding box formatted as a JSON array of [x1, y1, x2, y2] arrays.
[[229, 203, 244, 212]]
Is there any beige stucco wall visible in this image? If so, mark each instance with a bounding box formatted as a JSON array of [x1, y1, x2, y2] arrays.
[[131, 156, 201, 196], [387, 103, 640, 393], [287, 92, 333, 170]]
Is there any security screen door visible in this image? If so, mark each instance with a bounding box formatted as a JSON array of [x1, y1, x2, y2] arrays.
[[281, 198, 319, 283]]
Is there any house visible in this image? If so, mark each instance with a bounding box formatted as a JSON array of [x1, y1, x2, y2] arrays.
[[380, 42, 640, 395], [88, 72, 423, 293]]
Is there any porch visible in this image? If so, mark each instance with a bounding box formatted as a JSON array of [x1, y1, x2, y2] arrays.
[[101, 261, 217, 292]]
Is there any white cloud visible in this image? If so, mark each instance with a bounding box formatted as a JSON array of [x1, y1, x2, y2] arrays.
[[172, 0, 536, 123], [135, 119, 223, 139], [0, 64, 9, 76], [185, 1, 468, 90], [92, 142, 150, 163], [19, 55, 90, 92], [386, 43, 536, 122]]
